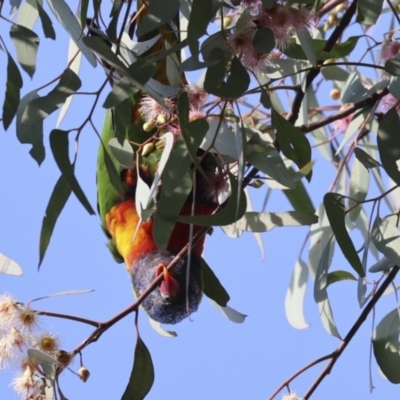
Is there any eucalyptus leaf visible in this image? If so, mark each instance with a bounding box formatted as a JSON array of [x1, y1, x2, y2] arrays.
[[136, 0, 180, 37], [10, 24, 39, 78], [285, 259, 309, 330], [372, 308, 400, 383], [201, 258, 230, 307], [108, 138, 135, 169], [354, 147, 381, 169], [39, 175, 71, 268], [49, 130, 95, 215], [46, 0, 96, 66], [314, 239, 341, 338], [371, 216, 400, 267], [357, 0, 383, 25], [272, 110, 311, 178], [209, 300, 247, 323], [121, 336, 155, 400], [233, 211, 318, 232], [2, 53, 23, 131], [36, 1, 56, 39], [149, 318, 177, 337], [0, 253, 23, 276], [377, 107, 400, 186], [324, 193, 364, 277], [22, 68, 81, 126]]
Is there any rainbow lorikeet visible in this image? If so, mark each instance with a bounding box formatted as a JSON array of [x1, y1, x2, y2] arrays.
[[96, 3, 223, 324]]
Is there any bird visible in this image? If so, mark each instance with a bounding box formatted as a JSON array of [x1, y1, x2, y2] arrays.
[[95, 2, 224, 324]]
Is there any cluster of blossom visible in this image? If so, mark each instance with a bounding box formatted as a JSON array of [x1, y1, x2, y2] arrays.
[[139, 83, 210, 138], [0, 294, 63, 399], [379, 40, 400, 114], [226, 1, 314, 72], [139, 83, 232, 202]]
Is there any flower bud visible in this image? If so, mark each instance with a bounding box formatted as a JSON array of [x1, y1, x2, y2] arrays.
[[141, 142, 155, 156], [330, 89, 341, 100], [224, 108, 234, 116], [143, 120, 156, 132], [156, 114, 167, 125], [78, 366, 90, 382]]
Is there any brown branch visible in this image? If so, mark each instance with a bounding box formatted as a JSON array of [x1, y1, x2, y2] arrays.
[[71, 226, 209, 355], [268, 266, 399, 400], [303, 266, 399, 399], [297, 87, 389, 133], [37, 310, 99, 327], [287, 0, 358, 125]]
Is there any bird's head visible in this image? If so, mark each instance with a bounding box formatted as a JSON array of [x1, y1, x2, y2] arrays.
[[130, 250, 202, 324]]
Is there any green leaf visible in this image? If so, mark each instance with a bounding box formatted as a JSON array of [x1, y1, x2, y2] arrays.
[[177, 173, 247, 226], [272, 110, 312, 178], [348, 158, 369, 222], [10, 24, 39, 78], [211, 57, 250, 99], [16, 90, 45, 165], [113, 97, 132, 145], [233, 211, 318, 232], [17, 0, 40, 29], [247, 147, 295, 189], [385, 59, 400, 77], [203, 47, 226, 94], [321, 65, 349, 81], [108, 138, 135, 169], [27, 349, 58, 384], [187, 0, 213, 58], [297, 29, 316, 66], [39, 175, 71, 268], [46, 0, 96, 66], [209, 300, 247, 323], [201, 258, 230, 307], [148, 318, 177, 337], [201, 120, 238, 161], [83, 35, 127, 72], [2, 53, 23, 131], [49, 130, 95, 215], [153, 172, 193, 249], [313, 238, 341, 338], [378, 107, 400, 186], [103, 79, 139, 110], [121, 336, 154, 400], [283, 167, 315, 214], [371, 216, 400, 267], [326, 270, 357, 286], [309, 204, 334, 279], [354, 147, 381, 169], [0, 253, 23, 276], [285, 259, 309, 329], [372, 308, 400, 383], [79, 0, 89, 30], [36, 1, 56, 39], [162, 114, 208, 197], [136, 0, 180, 36], [252, 28, 275, 54], [357, 0, 383, 25], [282, 36, 361, 61], [324, 193, 364, 277], [22, 68, 81, 126]]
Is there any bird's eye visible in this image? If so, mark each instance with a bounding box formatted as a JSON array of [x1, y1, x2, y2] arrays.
[[149, 300, 155, 309]]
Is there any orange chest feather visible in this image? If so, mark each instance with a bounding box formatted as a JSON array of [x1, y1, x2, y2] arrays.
[[106, 199, 216, 267], [106, 200, 157, 269]]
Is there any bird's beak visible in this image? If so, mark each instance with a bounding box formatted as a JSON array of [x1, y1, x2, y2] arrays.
[[156, 264, 180, 298]]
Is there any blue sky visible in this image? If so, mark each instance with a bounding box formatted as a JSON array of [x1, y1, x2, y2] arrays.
[[1, 1, 399, 399]]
